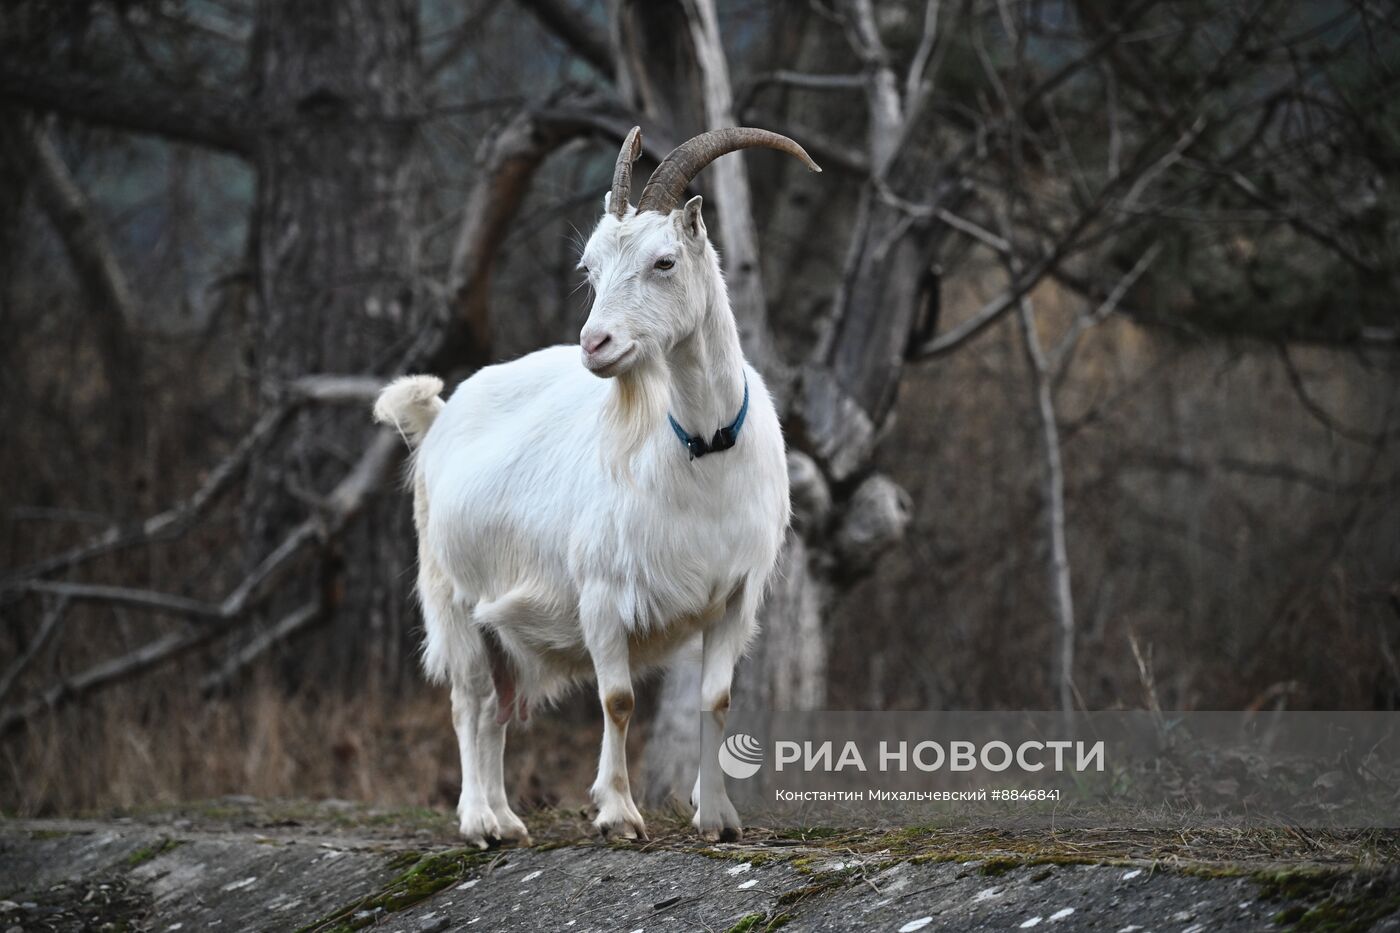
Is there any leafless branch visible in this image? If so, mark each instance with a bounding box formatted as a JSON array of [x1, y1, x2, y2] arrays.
[[288, 375, 386, 405], [6, 115, 145, 409], [843, 0, 905, 172], [0, 598, 318, 735], [199, 599, 326, 695], [0, 597, 70, 706], [1124, 449, 1400, 496], [426, 0, 506, 80], [916, 248, 1063, 358], [746, 70, 865, 92], [8, 118, 140, 332], [0, 432, 399, 733], [15, 582, 224, 619], [1048, 241, 1162, 375], [1276, 345, 1399, 447], [918, 110, 1208, 360], [904, 0, 944, 107], [514, 0, 614, 79], [1221, 166, 1377, 275], [734, 70, 865, 115], [0, 59, 254, 156], [4, 404, 293, 582]]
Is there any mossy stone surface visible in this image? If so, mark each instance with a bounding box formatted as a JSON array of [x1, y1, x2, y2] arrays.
[[1, 803, 1397, 931]]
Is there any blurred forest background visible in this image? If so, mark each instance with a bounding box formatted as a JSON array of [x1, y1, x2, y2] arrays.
[[2, 0, 1398, 817]]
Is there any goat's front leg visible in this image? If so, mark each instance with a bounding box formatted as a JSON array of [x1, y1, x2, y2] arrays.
[[581, 587, 647, 840], [692, 587, 755, 842]]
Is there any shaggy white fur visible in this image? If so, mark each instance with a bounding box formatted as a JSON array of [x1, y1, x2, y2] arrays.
[[376, 194, 789, 847]]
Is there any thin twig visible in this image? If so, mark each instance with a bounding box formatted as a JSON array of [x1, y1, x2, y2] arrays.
[[904, 0, 943, 107], [0, 597, 70, 705], [1277, 344, 1397, 446], [199, 599, 326, 694], [0, 433, 400, 734], [3, 404, 293, 583], [0, 599, 316, 734], [1048, 241, 1162, 375]]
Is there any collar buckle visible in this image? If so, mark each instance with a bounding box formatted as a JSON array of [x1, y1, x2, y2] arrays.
[[668, 376, 750, 461]]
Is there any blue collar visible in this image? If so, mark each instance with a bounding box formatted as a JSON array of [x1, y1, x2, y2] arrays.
[[667, 378, 749, 460]]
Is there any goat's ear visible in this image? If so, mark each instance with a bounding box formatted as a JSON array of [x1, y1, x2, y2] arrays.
[[603, 191, 614, 214], [681, 195, 705, 240]]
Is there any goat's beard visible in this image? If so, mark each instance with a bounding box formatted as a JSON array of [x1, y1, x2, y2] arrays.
[[602, 356, 670, 481]]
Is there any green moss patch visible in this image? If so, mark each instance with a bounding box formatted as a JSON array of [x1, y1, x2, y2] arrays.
[[1255, 868, 1400, 932], [123, 837, 184, 868], [296, 847, 495, 932], [774, 874, 854, 907], [727, 913, 766, 933], [727, 910, 794, 932], [978, 856, 1021, 876], [27, 828, 72, 840]]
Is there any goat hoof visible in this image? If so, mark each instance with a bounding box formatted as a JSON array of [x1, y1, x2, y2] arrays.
[[593, 811, 648, 842], [694, 823, 743, 843], [590, 785, 648, 842], [594, 818, 649, 842], [493, 808, 532, 847], [457, 805, 504, 850], [692, 797, 742, 842]]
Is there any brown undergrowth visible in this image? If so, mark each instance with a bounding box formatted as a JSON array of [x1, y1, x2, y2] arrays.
[[1, 677, 605, 818]]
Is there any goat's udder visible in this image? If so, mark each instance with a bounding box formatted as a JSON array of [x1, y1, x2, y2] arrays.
[[485, 634, 525, 725]]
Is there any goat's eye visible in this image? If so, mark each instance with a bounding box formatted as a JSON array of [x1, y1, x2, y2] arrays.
[[654, 257, 676, 271]]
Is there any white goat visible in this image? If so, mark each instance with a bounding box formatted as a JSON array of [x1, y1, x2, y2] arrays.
[[374, 127, 820, 845]]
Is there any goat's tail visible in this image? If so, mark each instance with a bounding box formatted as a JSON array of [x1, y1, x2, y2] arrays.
[[373, 375, 445, 448]]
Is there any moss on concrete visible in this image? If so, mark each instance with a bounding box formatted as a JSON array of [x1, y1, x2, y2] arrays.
[[295, 847, 495, 932], [122, 836, 184, 867], [1254, 867, 1400, 932], [28, 828, 73, 840], [727, 913, 766, 933], [727, 909, 794, 932]]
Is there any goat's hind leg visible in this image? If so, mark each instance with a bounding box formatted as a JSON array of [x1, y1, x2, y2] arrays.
[[447, 663, 530, 847], [448, 671, 501, 848], [421, 568, 527, 847], [475, 630, 530, 845]]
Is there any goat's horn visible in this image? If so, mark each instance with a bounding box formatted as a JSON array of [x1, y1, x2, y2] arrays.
[[610, 126, 642, 219], [636, 127, 821, 215]]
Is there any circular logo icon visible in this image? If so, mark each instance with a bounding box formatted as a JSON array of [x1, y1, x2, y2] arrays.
[[718, 732, 764, 779]]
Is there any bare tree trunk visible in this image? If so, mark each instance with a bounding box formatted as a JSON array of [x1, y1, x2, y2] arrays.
[[1016, 297, 1075, 717], [247, 0, 425, 687], [6, 114, 145, 455], [744, 525, 828, 710]]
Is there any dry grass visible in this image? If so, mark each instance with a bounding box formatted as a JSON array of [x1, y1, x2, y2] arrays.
[[1, 676, 606, 818]]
